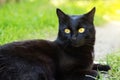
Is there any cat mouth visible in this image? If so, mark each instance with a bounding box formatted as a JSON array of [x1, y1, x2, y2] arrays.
[[71, 44, 80, 47], [71, 41, 84, 47], [71, 43, 81, 47]]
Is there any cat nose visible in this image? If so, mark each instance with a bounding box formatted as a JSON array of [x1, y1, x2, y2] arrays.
[[71, 36, 77, 41]]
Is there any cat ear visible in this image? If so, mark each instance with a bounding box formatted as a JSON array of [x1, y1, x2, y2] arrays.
[[56, 8, 68, 21], [84, 7, 96, 23]]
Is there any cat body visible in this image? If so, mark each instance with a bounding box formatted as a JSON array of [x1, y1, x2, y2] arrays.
[[0, 40, 96, 80], [0, 39, 95, 80], [0, 40, 57, 80], [0, 8, 110, 80]]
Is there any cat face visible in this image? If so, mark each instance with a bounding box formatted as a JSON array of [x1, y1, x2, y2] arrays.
[[56, 8, 96, 47]]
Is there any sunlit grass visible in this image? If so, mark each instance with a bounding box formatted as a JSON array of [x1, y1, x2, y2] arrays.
[[0, 0, 58, 44], [95, 51, 120, 80], [106, 51, 120, 80]]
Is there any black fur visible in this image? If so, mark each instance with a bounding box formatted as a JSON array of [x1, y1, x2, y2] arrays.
[[0, 40, 56, 80], [0, 7, 110, 80]]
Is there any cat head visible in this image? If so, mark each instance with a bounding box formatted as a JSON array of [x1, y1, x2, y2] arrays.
[[56, 7, 96, 47]]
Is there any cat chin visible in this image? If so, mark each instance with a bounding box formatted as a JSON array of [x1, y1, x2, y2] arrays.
[[71, 43, 83, 47], [71, 41, 85, 47], [72, 45, 80, 47]]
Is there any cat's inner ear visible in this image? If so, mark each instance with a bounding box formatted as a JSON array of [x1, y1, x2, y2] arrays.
[[56, 8, 68, 20], [84, 7, 96, 23]]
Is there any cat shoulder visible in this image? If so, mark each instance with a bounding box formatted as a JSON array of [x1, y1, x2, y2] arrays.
[[0, 39, 54, 48], [0, 39, 58, 55]]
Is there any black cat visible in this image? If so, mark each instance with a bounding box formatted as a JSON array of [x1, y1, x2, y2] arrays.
[[0, 7, 110, 80], [55, 7, 110, 80]]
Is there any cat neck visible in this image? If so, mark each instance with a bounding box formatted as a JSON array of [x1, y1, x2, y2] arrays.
[[54, 38, 94, 61]]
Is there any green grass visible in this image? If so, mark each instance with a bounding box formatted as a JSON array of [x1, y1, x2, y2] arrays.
[[105, 51, 120, 80], [98, 51, 120, 80], [93, 51, 120, 80], [0, 0, 120, 44], [0, 0, 58, 44]]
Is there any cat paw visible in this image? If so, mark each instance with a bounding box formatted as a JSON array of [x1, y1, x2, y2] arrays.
[[100, 65, 111, 71], [93, 64, 111, 71]]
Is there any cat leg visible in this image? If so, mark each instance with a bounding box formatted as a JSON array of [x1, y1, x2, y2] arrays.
[[92, 64, 111, 71]]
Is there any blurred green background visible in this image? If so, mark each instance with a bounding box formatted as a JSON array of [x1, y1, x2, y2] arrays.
[[0, 0, 120, 44]]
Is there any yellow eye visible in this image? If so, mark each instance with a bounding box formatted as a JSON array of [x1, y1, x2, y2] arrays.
[[64, 28, 71, 34], [78, 28, 85, 33]]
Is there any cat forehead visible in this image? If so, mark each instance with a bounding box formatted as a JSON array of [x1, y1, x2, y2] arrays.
[[67, 15, 84, 27], [70, 15, 83, 20]]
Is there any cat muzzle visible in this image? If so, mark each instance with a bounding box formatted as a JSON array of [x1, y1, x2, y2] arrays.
[[71, 40, 85, 47]]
